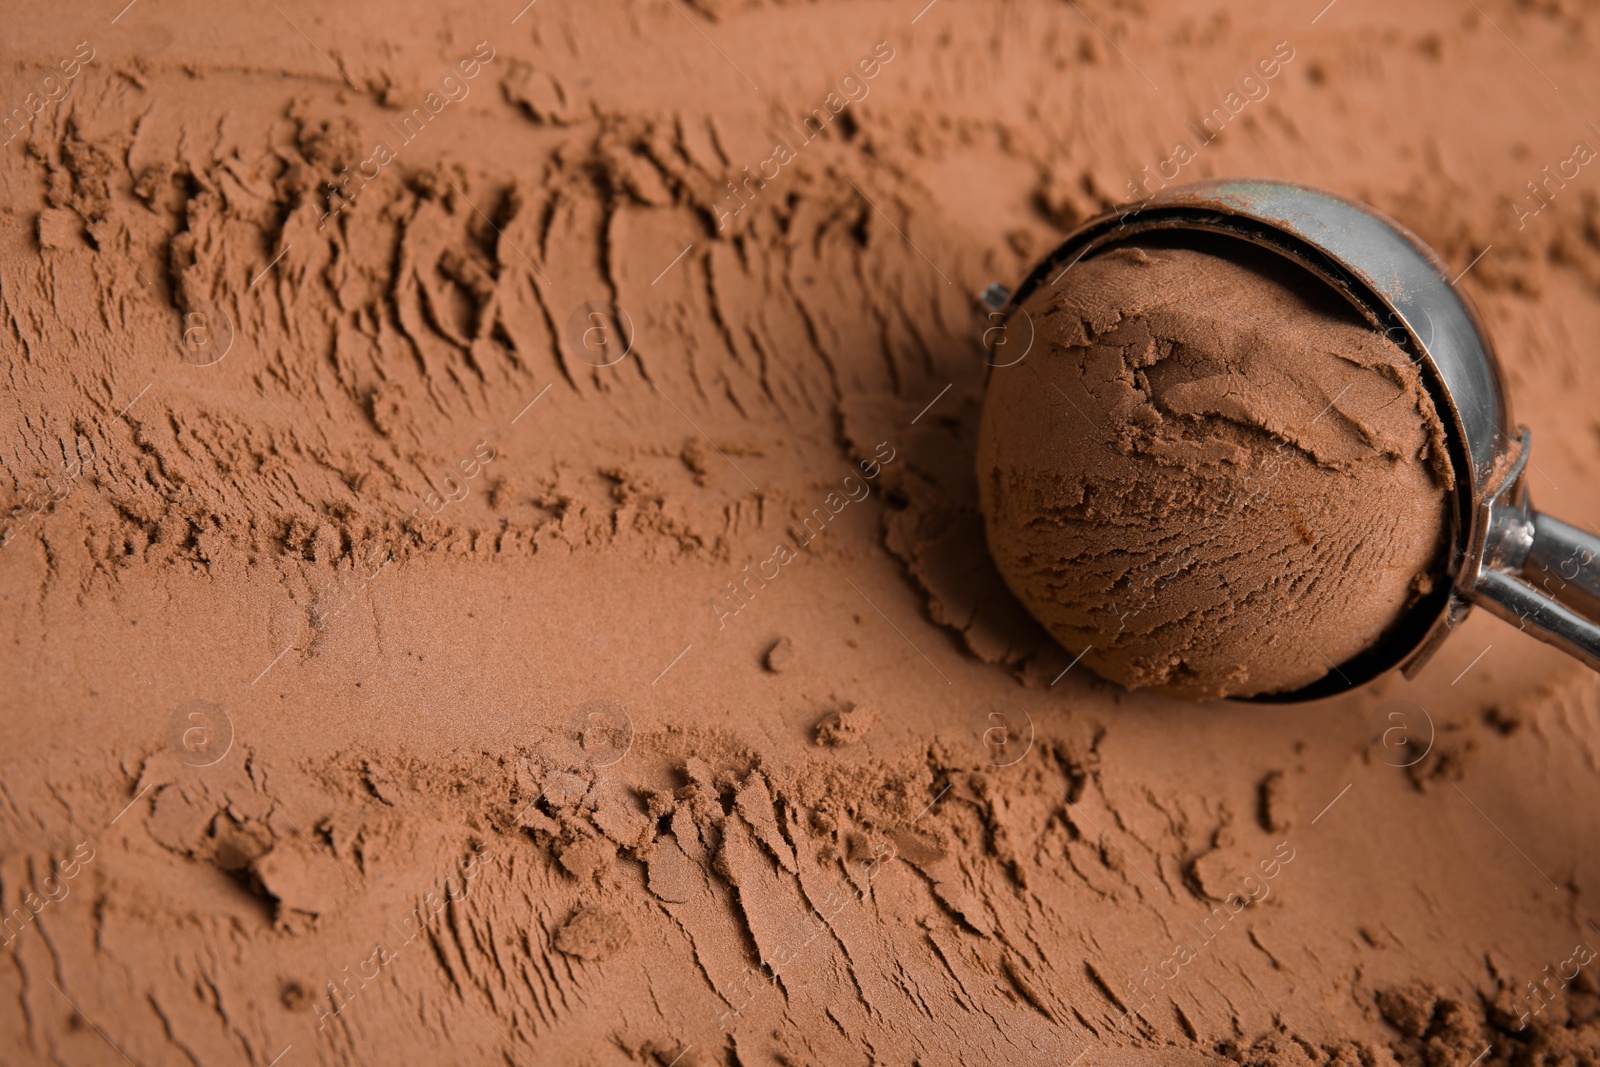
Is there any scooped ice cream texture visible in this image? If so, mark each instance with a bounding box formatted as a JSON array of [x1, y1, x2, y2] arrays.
[[8, 2, 1600, 1061], [978, 244, 1454, 699]]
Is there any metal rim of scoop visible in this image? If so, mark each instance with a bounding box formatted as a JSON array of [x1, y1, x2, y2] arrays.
[[983, 178, 1600, 700]]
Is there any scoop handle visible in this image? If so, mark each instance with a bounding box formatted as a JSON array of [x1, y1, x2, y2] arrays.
[[1468, 508, 1600, 672], [1524, 512, 1600, 612]]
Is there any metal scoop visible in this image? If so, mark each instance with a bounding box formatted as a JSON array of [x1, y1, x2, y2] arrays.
[[983, 179, 1600, 697]]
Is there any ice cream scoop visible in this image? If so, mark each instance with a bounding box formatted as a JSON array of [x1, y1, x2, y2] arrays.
[[978, 180, 1600, 700], [979, 243, 1452, 698]]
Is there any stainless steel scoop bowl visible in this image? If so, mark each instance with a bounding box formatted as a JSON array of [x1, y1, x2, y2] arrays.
[[983, 179, 1600, 699]]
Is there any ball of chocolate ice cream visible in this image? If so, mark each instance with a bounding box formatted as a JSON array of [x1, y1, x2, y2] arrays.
[[978, 245, 1453, 699]]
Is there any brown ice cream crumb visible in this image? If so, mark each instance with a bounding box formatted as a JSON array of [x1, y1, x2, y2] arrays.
[[1376, 982, 1439, 1038], [978, 246, 1452, 699], [553, 903, 632, 960], [1257, 769, 1292, 833], [35, 208, 81, 250], [763, 635, 796, 672], [813, 702, 878, 746]]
